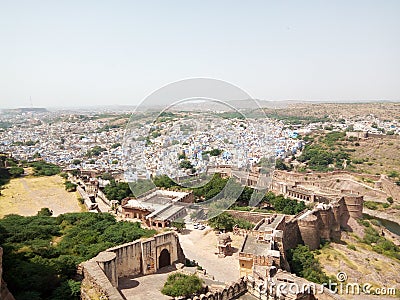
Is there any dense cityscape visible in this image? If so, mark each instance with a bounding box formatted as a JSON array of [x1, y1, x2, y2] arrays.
[[1, 1, 400, 300], [1, 103, 400, 300]]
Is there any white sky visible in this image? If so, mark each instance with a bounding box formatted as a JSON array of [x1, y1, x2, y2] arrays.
[[1, 0, 399, 108]]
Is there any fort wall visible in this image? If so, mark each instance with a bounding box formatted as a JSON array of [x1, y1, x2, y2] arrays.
[[298, 214, 320, 250], [226, 210, 275, 224], [107, 240, 142, 278], [188, 278, 247, 300], [80, 231, 185, 300], [282, 218, 303, 251]]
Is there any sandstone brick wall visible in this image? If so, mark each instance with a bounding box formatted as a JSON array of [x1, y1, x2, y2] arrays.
[[282, 219, 303, 251], [80, 259, 123, 300], [226, 210, 274, 224], [80, 232, 185, 299], [107, 241, 142, 278], [188, 277, 247, 300]]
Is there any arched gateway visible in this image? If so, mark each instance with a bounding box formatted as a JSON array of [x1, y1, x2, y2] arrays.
[[158, 248, 171, 269]]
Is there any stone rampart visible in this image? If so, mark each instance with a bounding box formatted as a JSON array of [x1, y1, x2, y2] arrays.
[[80, 231, 185, 299], [226, 210, 275, 224], [189, 277, 247, 300]]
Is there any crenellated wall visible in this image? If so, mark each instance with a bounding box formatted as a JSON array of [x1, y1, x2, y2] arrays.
[[272, 170, 389, 203], [188, 277, 248, 300]]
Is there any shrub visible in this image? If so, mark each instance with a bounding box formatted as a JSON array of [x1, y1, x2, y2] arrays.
[[64, 181, 77, 192], [286, 245, 331, 284], [29, 161, 61, 176], [37, 207, 53, 217], [347, 244, 357, 251], [161, 273, 203, 298], [9, 166, 24, 178], [364, 201, 378, 210]]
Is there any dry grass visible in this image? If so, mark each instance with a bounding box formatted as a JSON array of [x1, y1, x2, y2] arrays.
[[268, 102, 400, 120], [316, 234, 400, 297], [0, 174, 84, 217]]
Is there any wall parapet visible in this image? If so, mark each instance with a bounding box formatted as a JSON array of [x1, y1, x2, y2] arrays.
[[188, 277, 247, 300]]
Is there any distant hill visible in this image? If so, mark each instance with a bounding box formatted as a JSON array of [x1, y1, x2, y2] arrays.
[[2, 107, 48, 114]]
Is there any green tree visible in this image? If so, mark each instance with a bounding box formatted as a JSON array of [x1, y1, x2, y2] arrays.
[[161, 273, 203, 298], [100, 172, 114, 180], [64, 181, 77, 192], [275, 158, 289, 171], [287, 245, 331, 284], [29, 161, 61, 176], [9, 166, 24, 177], [180, 160, 193, 169], [0, 212, 155, 299], [171, 220, 186, 232], [86, 145, 106, 157], [208, 212, 253, 231], [72, 159, 81, 165], [103, 180, 134, 201], [153, 175, 177, 189], [178, 153, 186, 160], [37, 207, 53, 216], [208, 149, 222, 156]]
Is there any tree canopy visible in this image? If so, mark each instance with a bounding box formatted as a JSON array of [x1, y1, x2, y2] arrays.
[[263, 192, 307, 215], [0, 212, 155, 300], [29, 161, 61, 176], [287, 244, 332, 284], [103, 180, 133, 201], [208, 212, 253, 231], [161, 273, 203, 298]]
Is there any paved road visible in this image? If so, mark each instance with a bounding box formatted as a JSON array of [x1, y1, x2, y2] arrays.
[[178, 224, 244, 283]]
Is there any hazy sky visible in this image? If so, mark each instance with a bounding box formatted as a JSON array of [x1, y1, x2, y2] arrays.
[[1, 0, 399, 108]]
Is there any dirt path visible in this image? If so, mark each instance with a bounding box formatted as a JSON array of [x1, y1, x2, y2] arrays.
[[0, 175, 82, 217]]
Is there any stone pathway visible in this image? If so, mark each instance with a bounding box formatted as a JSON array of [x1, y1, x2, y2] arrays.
[[118, 266, 175, 300]]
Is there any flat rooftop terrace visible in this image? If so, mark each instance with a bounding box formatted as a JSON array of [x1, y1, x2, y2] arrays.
[[258, 215, 285, 232], [242, 235, 271, 256], [142, 195, 172, 205]]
